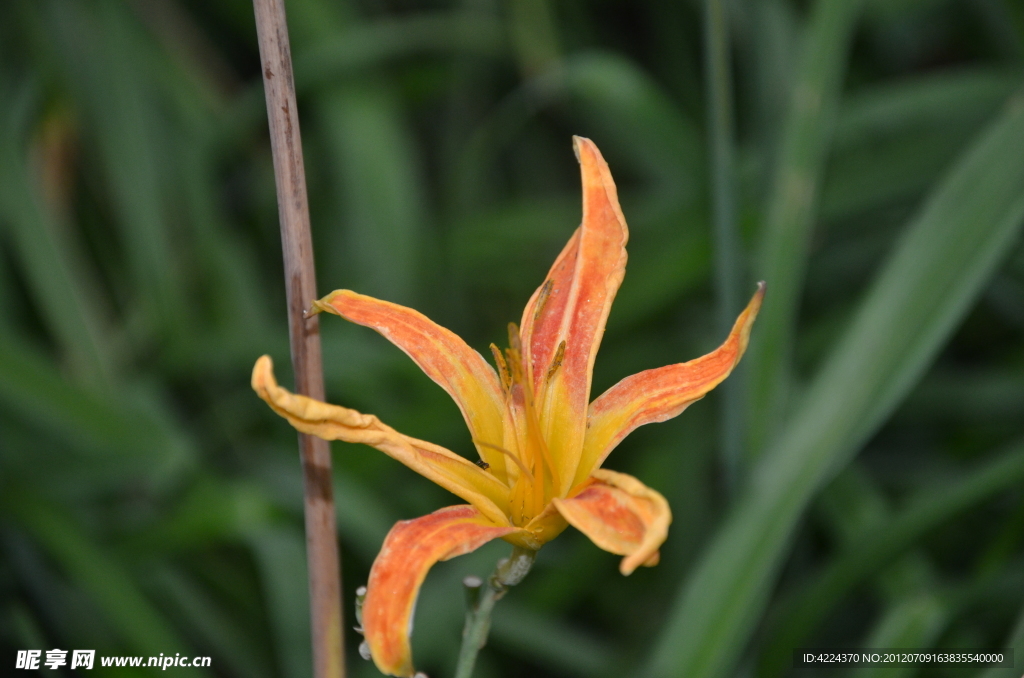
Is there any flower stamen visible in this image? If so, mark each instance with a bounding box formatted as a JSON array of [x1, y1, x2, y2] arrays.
[[546, 340, 566, 383], [504, 323, 561, 511], [532, 279, 553, 326], [490, 343, 511, 393]]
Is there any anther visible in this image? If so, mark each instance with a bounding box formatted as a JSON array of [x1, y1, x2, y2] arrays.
[[507, 322, 522, 352], [546, 340, 566, 382], [490, 343, 511, 392], [532, 279, 553, 324]]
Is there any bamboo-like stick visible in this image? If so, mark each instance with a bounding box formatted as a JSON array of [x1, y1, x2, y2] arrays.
[[251, 2, 345, 677]]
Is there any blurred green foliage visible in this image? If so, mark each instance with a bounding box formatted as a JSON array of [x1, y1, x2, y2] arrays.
[[2, 1, 1024, 677]]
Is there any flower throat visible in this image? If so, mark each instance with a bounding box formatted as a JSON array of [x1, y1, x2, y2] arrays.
[[482, 319, 566, 526]]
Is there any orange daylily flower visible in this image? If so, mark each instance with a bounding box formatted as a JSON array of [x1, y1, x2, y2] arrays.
[[252, 137, 764, 678]]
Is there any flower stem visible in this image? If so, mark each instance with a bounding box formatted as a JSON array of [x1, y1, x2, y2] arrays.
[[454, 547, 536, 678]]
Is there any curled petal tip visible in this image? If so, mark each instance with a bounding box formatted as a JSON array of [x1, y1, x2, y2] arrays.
[[577, 281, 765, 479], [252, 355, 273, 392], [311, 290, 347, 316], [620, 549, 661, 576], [553, 469, 670, 578], [572, 135, 600, 163], [571, 134, 585, 159], [754, 280, 766, 303], [738, 282, 766, 331]]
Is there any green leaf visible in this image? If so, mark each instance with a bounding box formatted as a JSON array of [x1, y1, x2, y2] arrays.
[[562, 52, 703, 202], [976, 598, 1024, 678], [490, 601, 618, 677], [648, 93, 1024, 678], [746, 0, 866, 456], [0, 333, 191, 481], [763, 438, 1024, 670], [0, 82, 112, 388], [47, 0, 190, 335], [822, 69, 1018, 220], [149, 566, 273, 678], [317, 83, 426, 306], [857, 594, 948, 678], [128, 478, 274, 553], [450, 51, 702, 216], [249, 528, 313, 678], [295, 12, 504, 92], [254, 454, 396, 563], [9, 497, 204, 667]]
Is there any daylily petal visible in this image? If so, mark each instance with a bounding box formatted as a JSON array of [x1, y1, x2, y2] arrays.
[[252, 356, 510, 525], [363, 505, 526, 677], [519, 137, 629, 494], [313, 290, 509, 481], [552, 469, 670, 575], [575, 283, 764, 485]]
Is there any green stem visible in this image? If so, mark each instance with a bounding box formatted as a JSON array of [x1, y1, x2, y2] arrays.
[[453, 547, 535, 678], [703, 0, 743, 490]]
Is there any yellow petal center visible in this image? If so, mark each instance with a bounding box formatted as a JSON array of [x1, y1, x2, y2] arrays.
[[481, 322, 570, 526]]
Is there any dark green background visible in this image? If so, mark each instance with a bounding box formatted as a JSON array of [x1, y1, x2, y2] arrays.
[[2, 1, 1024, 677]]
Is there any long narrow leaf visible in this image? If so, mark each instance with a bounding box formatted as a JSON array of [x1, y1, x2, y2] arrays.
[[746, 0, 866, 455], [9, 498, 204, 667], [763, 438, 1024, 667], [0, 333, 190, 474], [0, 87, 112, 388], [294, 12, 504, 92], [977, 597, 1024, 678], [822, 70, 1019, 220], [857, 594, 948, 678], [648, 93, 1024, 678], [249, 529, 313, 678], [491, 602, 618, 678], [317, 83, 426, 306]]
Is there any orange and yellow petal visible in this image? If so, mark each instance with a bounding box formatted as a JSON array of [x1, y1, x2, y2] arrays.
[[312, 289, 509, 481], [252, 356, 510, 525], [518, 137, 629, 495], [363, 505, 527, 677], [552, 469, 671, 575], [575, 283, 764, 485]]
